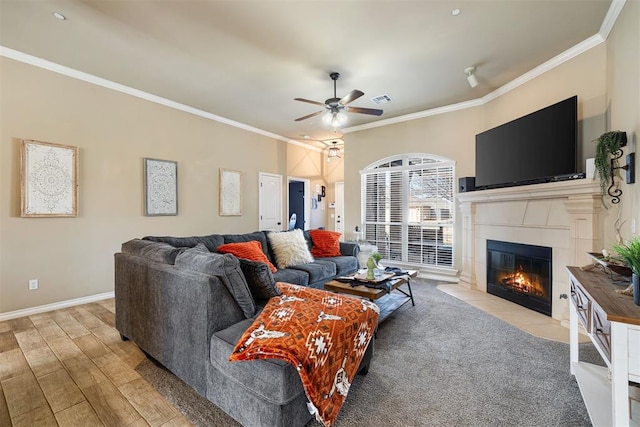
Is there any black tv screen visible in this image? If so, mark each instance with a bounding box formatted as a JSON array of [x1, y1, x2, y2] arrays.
[[475, 95, 578, 189]]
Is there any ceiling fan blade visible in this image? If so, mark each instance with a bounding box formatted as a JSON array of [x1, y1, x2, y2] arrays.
[[346, 106, 383, 116], [339, 90, 364, 105], [294, 110, 324, 121], [294, 98, 326, 107]]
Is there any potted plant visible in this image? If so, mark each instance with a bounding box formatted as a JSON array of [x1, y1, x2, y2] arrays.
[[612, 236, 640, 305], [594, 130, 627, 197]]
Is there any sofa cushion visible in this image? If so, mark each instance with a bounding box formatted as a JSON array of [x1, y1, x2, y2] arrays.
[[142, 234, 224, 252], [267, 229, 314, 269], [323, 255, 359, 276], [223, 231, 270, 258], [238, 258, 281, 300], [272, 268, 309, 286], [175, 246, 255, 318], [218, 241, 277, 273], [121, 239, 184, 264], [287, 260, 336, 285], [309, 229, 342, 258], [211, 318, 304, 405]]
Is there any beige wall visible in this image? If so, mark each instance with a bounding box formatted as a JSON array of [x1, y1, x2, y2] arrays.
[[343, 106, 483, 250], [286, 144, 327, 229], [344, 43, 611, 269], [606, 0, 640, 245], [0, 57, 289, 313], [2, 4, 637, 314]]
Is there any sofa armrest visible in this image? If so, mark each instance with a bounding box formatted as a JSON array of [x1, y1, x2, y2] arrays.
[[339, 241, 360, 257], [115, 252, 245, 395]]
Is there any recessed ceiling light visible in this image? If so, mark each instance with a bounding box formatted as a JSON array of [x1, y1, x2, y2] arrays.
[[451, 9, 461, 16], [52, 12, 66, 20]]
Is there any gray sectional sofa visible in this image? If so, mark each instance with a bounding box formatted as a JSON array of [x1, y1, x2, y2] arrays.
[[144, 230, 359, 288], [115, 230, 369, 427]]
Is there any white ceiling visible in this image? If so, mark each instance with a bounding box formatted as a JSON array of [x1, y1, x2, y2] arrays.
[[0, 0, 613, 149]]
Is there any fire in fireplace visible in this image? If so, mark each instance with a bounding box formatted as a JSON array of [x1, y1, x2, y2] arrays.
[[486, 240, 552, 316]]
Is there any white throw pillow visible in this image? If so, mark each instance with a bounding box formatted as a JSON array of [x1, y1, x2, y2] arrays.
[[268, 229, 314, 269]]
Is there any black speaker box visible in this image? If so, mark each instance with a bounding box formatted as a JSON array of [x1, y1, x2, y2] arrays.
[[459, 177, 475, 193]]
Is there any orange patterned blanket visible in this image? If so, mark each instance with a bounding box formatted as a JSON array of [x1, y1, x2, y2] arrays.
[[229, 282, 379, 426]]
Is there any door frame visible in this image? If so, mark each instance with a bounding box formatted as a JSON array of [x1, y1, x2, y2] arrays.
[[334, 181, 344, 235], [287, 176, 311, 230]]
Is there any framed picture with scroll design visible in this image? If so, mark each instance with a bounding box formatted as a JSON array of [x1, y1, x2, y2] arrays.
[[20, 139, 79, 217], [144, 158, 178, 216], [219, 168, 242, 216]]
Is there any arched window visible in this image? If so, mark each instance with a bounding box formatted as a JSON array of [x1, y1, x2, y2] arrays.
[[361, 154, 455, 269]]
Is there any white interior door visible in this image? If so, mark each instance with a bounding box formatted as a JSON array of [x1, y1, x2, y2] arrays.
[[259, 173, 283, 231], [335, 181, 344, 235]]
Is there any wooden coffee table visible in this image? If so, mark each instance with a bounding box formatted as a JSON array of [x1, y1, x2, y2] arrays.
[[324, 270, 417, 323]]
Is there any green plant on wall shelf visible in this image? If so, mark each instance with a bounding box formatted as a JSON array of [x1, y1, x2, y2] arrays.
[[593, 130, 628, 204]]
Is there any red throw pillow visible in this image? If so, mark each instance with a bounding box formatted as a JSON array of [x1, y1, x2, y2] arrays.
[[218, 241, 277, 273], [310, 230, 342, 258]]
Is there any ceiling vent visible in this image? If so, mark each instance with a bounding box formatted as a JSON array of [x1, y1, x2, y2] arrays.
[[370, 94, 393, 105]]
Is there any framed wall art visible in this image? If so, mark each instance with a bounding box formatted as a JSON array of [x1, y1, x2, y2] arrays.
[[20, 139, 79, 217], [219, 168, 242, 216], [144, 158, 178, 216]]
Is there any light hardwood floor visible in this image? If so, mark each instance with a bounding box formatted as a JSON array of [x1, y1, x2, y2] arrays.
[[0, 299, 192, 427]]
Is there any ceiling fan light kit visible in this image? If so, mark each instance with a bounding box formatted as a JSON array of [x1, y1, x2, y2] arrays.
[[323, 110, 348, 129], [465, 66, 479, 88], [294, 72, 383, 130]]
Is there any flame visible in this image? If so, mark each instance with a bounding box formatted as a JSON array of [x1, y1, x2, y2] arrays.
[[499, 265, 546, 298]]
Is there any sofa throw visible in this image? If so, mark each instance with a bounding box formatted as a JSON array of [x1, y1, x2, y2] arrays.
[[230, 282, 379, 426], [175, 245, 255, 318], [268, 229, 314, 269]]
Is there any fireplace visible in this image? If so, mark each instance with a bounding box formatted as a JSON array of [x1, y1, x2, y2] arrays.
[[486, 240, 552, 316]]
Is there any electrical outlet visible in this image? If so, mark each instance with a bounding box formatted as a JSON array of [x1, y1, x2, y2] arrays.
[[632, 218, 637, 234], [29, 279, 38, 290]]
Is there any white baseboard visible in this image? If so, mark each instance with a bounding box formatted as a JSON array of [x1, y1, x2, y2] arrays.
[[0, 291, 115, 322]]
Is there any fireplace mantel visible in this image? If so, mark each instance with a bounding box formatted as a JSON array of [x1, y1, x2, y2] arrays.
[[457, 178, 602, 321], [457, 178, 601, 204]]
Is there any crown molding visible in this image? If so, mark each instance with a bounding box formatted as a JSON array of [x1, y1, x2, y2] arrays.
[[481, 33, 605, 104], [599, 0, 627, 39], [345, 0, 625, 135], [344, 32, 606, 134], [343, 98, 484, 134], [0, 46, 294, 146], [1, 0, 625, 145], [286, 138, 324, 152]]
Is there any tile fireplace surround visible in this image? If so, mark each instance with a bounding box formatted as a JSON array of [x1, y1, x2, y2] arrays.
[[457, 179, 601, 323]]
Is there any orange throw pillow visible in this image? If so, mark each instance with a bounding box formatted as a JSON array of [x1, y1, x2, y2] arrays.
[[218, 241, 277, 273], [310, 229, 342, 258]]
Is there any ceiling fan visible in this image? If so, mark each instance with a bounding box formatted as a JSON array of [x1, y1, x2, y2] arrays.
[[294, 72, 383, 127]]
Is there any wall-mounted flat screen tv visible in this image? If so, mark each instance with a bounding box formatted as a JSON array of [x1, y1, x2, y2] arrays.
[[475, 95, 578, 190]]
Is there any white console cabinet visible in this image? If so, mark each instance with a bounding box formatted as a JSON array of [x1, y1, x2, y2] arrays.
[[567, 266, 640, 426]]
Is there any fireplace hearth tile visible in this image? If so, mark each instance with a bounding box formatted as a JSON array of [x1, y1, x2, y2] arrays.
[[437, 283, 591, 344]]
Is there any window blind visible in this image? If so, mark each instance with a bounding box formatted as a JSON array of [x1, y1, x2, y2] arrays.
[[362, 155, 455, 268]]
